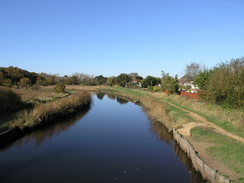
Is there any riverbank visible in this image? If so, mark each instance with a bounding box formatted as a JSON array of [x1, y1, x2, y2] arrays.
[[98, 86, 244, 183], [0, 89, 91, 148], [1, 85, 243, 182]]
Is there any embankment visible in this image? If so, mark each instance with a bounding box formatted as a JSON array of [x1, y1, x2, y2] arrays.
[[0, 91, 91, 149], [173, 129, 230, 183], [100, 88, 232, 183]]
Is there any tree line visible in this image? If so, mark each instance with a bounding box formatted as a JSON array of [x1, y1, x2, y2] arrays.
[[1, 57, 243, 108]]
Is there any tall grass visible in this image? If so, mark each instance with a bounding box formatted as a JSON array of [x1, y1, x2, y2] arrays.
[[153, 92, 244, 135], [15, 88, 69, 104], [4, 91, 91, 129]]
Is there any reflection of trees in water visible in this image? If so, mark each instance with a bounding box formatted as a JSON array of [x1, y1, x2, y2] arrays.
[[13, 104, 91, 147], [116, 97, 128, 104], [96, 93, 105, 100], [144, 108, 206, 183], [106, 94, 116, 100], [148, 119, 174, 145]]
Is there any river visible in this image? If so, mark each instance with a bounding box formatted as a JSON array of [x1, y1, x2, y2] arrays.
[[0, 94, 206, 183]]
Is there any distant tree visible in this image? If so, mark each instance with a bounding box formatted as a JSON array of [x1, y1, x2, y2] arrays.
[[161, 71, 179, 94], [144, 76, 161, 87], [184, 62, 202, 82], [0, 66, 38, 87], [106, 76, 116, 86], [70, 75, 79, 85], [47, 75, 56, 85], [94, 75, 107, 85], [115, 74, 131, 87]]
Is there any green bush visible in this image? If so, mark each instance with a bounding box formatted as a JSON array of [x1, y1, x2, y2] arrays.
[[153, 86, 161, 92], [0, 87, 22, 113], [147, 86, 154, 91], [54, 82, 66, 93]]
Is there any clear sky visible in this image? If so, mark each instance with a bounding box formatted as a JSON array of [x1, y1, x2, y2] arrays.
[[1, 0, 243, 78]]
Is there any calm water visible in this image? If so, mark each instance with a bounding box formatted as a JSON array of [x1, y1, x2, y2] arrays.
[[0, 94, 205, 183]]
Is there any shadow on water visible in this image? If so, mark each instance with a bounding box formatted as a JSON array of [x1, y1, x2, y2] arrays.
[[147, 118, 207, 183], [0, 103, 92, 151], [0, 94, 206, 183]]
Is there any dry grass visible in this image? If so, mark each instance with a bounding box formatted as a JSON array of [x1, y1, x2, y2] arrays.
[[66, 85, 108, 91], [15, 87, 69, 104], [141, 97, 194, 131], [4, 91, 91, 130], [0, 87, 22, 113], [153, 92, 244, 131]]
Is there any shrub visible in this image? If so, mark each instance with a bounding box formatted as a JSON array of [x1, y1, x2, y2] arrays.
[[54, 82, 66, 93], [153, 86, 161, 92], [31, 84, 40, 91], [19, 77, 31, 89], [147, 86, 154, 91], [0, 87, 22, 113]]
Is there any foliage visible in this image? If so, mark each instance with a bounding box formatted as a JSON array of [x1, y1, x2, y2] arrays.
[[194, 69, 215, 90], [0, 87, 22, 113], [144, 76, 161, 87], [94, 75, 107, 85], [106, 76, 116, 86], [18, 77, 32, 89], [153, 86, 161, 92], [115, 73, 131, 87], [54, 82, 66, 93], [147, 86, 154, 91], [161, 71, 179, 94], [184, 62, 202, 81], [207, 58, 244, 108], [0, 66, 38, 87]]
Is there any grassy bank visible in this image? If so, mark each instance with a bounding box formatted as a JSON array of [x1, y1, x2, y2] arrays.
[[153, 93, 244, 137], [99, 86, 244, 182], [0, 87, 91, 132], [191, 127, 244, 182]]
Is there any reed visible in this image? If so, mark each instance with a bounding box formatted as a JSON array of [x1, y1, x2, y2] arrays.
[[4, 91, 91, 130]]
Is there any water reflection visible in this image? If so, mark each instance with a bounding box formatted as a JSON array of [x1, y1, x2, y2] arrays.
[[145, 109, 206, 183], [1, 104, 91, 150], [116, 97, 128, 104], [106, 94, 116, 100], [96, 92, 105, 100], [0, 94, 206, 183]]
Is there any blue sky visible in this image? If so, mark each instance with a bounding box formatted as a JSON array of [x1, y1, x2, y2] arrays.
[[1, 0, 243, 78]]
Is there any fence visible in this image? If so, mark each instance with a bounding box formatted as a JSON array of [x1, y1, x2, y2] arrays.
[[180, 91, 200, 99], [173, 129, 230, 183]]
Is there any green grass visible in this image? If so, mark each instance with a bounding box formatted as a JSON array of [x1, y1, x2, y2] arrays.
[[191, 127, 244, 179], [159, 97, 244, 138]]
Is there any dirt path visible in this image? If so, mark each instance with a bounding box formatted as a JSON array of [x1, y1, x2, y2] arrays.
[[162, 100, 244, 143], [160, 99, 244, 180]]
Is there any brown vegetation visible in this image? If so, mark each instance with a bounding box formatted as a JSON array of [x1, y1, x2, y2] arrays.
[[7, 91, 91, 129], [0, 86, 23, 113]]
